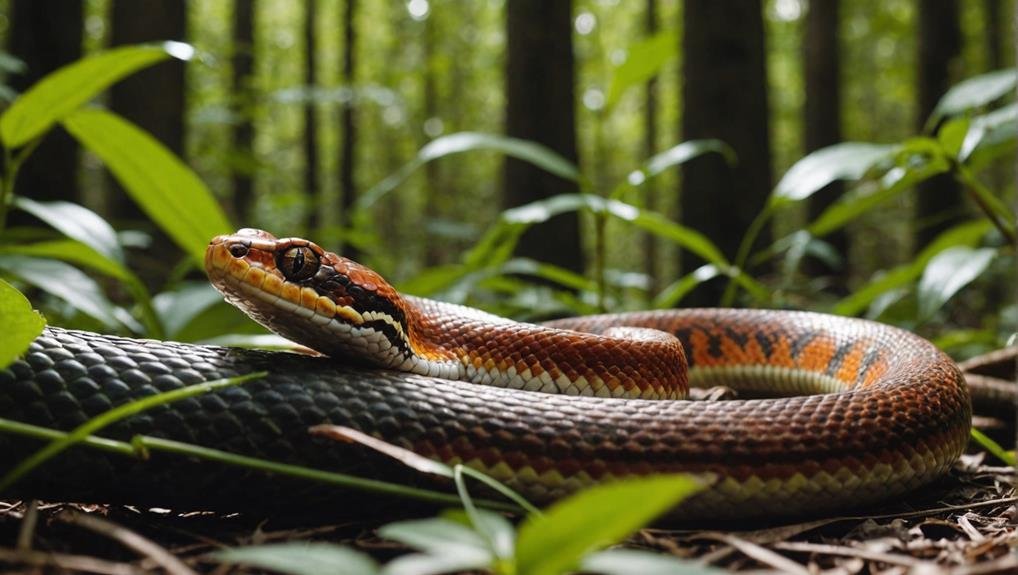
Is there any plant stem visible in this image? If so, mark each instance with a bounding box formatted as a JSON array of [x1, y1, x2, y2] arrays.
[[954, 165, 1016, 244], [720, 202, 775, 306], [0, 138, 43, 234], [0, 417, 519, 511]]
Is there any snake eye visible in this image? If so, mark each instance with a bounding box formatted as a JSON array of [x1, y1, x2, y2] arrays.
[[277, 246, 319, 281], [228, 243, 249, 258]]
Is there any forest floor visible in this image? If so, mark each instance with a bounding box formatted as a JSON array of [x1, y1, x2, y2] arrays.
[[0, 454, 1013, 574]]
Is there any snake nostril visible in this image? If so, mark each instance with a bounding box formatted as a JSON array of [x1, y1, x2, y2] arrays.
[[228, 243, 249, 258]]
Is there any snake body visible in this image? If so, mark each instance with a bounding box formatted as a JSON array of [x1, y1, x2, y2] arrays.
[[0, 230, 972, 520]]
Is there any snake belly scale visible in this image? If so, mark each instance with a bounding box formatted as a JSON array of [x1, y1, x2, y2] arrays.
[[0, 229, 971, 520]]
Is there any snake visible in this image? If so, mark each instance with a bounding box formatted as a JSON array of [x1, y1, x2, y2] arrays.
[[0, 228, 973, 520]]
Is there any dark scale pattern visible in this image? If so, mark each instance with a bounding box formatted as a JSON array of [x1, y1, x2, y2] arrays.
[[0, 310, 972, 520]]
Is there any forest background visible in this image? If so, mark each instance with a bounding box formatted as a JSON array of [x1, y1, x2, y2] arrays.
[[1, 0, 1016, 360]]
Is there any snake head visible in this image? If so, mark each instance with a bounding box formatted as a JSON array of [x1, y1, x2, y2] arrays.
[[205, 229, 414, 365]]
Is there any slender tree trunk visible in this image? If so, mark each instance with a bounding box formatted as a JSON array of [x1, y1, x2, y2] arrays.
[[423, 11, 443, 266], [339, 0, 360, 259], [984, 0, 1002, 70], [231, 0, 256, 223], [642, 0, 661, 297], [108, 0, 188, 282], [304, 0, 322, 236], [680, 0, 772, 305], [503, 0, 584, 275], [7, 0, 83, 205], [803, 0, 846, 284], [914, 0, 963, 251]]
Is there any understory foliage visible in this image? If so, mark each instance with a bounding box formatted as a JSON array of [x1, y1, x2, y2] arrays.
[[0, 43, 1014, 575]]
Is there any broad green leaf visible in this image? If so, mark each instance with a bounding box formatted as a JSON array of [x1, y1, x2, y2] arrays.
[[833, 220, 992, 316], [625, 140, 733, 189], [380, 517, 493, 558], [63, 108, 231, 266], [500, 258, 596, 292], [959, 102, 1018, 162], [653, 265, 721, 308], [926, 68, 1017, 130], [0, 278, 45, 369], [772, 143, 898, 204], [515, 474, 703, 575], [917, 246, 997, 319], [359, 132, 580, 210], [1, 43, 192, 147], [931, 329, 999, 352], [215, 543, 378, 575], [606, 30, 678, 110], [808, 159, 950, 237], [582, 549, 726, 575], [13, 197, 124, 263], [152, 282, 236, 338], [398, 264, 472, 296], [0, 255, 122, 329], [937, 117, 970, 158], [0, 240, 131, 281]]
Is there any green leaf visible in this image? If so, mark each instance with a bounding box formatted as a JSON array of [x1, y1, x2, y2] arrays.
[[605, 31, 677, 110], [625, 140, 733, 189], [0, 255, 122, 329], [832, 220, 992, 316], [0, 43, 192, 148], [959, 102, 1018, 162], [515, 474, 703, 575], [808, 160, 950, 237], [0, 239, 131, 281], [63, 108, 232, 266], [215, 543, 379, 575], [359, 132, 580, 210], [653, 265, 721, 308], [917, 246, 997, 319], [380, 517, 493, 558], [13, 196, 124, 263], [582, 549, 726, 575], [0, 278, 45, 369], [152, 282, 227, 338], [937, 117, 971, 158], [926, 68, 1017, 130], [772, 143, 898, 204], [970, 428, 1017, 466]]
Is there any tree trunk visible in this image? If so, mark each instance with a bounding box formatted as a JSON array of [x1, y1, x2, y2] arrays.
[[503, 0, 584, 275], [423, 10, 443, 266], [642, 0, 661, 297], [339, 0, 360, 260], [7, 0, 83, 205], [304, 0, 322, 236], [231, 0, 256, 223], [914, 0, 962, 251], [680, 0, 772, 305], [984, 0, 1002, 70], [803, 0, 846, 284]]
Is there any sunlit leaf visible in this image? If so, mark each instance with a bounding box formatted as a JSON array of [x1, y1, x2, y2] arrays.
[[13, 196, 124, 263], [772, 143, 898, 204], [515, 474, 703, 575], [582, 549, 726, 575], [0, 240, 131, 282], [215, 543, 378, 575], [0, 255, 122, 329], [380, 517, 492, 557], [808, 159, 950, 237], [605, 30, 678, 110], [625, 140, 734, 189], [936, 117, 970, 158], [0, 278, 45, 369], [359, 132, 580, 210], [926, 68, 1017, 130], [959, 102, 1018, 162], [832, 220, 992, 316], [917, 246, 997, 319], [653, 265, 721, 309], [152, 282, 236, 338], [63, 108, 232, 266], [0, 43, 192, 147]]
